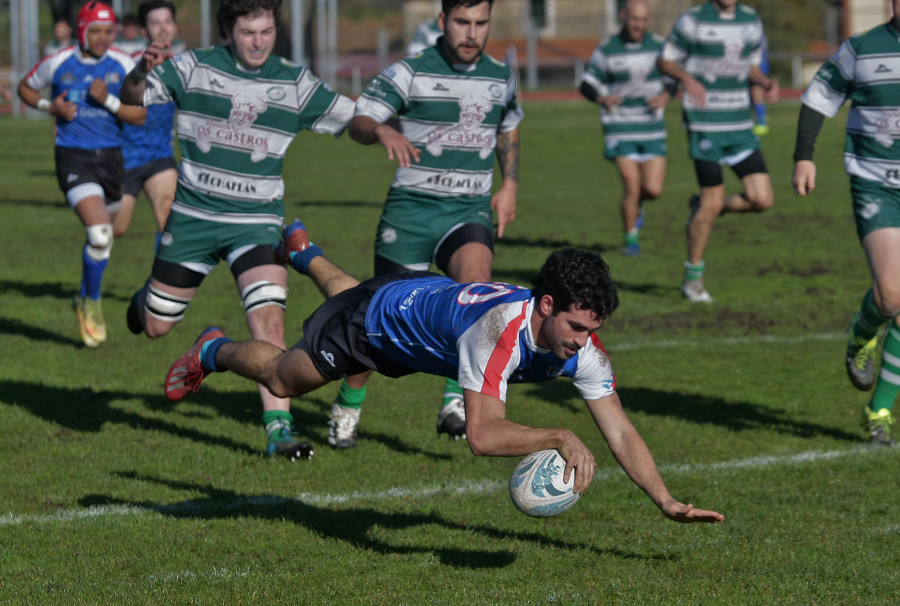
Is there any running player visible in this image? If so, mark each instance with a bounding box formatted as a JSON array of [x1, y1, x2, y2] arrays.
[[792, 0, 900, 445], [330, 0, 523, 449], [111, 0, 184, 244], [18, 1, 146, 347], [657, 0, 779, 303], [580, 0, 674, 257], [120, 0, 356, 459]]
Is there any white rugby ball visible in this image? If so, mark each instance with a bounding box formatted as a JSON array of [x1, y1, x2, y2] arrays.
[[509, 449, 580, 517]]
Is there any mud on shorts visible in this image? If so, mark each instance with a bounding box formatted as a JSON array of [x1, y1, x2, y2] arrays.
[[123, 157, 177, 197], [850, 176, 900, 241], [55, 146, 124, 206], [297, 273, 430, 381], [604, 136, 667, 162], [374, 194, 494, 271]]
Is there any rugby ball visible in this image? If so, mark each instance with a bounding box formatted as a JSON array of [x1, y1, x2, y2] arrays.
[[509, 449, 580, 517]]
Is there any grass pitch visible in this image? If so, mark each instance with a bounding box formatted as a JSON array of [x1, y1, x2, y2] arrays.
[[2, 99, 900, 605]]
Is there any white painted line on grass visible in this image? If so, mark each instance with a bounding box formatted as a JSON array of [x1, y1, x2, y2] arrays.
[[1, 444, 890, 527]]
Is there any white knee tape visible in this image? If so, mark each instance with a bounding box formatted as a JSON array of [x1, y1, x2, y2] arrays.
[[241, 281, 287, 314], [85, 223, 114, 260], [145, 284, 191, 322]]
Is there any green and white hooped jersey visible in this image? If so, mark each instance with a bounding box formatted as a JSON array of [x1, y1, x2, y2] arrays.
[[581, 31, 668, 142], [354, 42, 524, 204], [803, 22, 900, 188], [661, 1, 764, 133], [143, 46, 355, 224]]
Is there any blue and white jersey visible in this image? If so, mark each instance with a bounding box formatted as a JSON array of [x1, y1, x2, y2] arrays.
[[122, 101, 176, 169], [25, 45, 135, 149], [122, 47, 181, 170], [366, 277, 616, 402]]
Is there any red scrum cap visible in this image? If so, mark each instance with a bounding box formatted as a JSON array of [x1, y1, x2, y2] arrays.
[[76, 1, 117, 49]]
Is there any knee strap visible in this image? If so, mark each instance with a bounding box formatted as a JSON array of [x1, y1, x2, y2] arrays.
[[241, 281, 287, 314], [145, 283, 191, 323], [85, 223, 114, 260]]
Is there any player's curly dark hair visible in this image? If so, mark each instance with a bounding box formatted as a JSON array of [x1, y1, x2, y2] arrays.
[[531, 248, 619, 320], [217, 0, 282, 41]]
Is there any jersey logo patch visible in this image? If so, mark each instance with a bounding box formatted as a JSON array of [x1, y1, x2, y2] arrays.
[[874, 110, 900, 148], [196, 90, 270, 162], [320, 350, 336, 367], [704, 38, 748, 83], [425, 93, 495, 159]]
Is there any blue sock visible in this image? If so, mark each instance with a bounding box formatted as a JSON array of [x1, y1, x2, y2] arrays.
[[200, 336, 233, 372], [154, 231, 162, 254], [81, 244, 108, 300], [753, 102, 767, 125], [288, 244, 324, 274]]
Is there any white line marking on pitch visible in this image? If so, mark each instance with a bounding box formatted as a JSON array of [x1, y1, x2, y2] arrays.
[[0, 444, 888, 526]]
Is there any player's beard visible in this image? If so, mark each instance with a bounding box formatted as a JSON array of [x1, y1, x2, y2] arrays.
[[445, 38, 484, 64]]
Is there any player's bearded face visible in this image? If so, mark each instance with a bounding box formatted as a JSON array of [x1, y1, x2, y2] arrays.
[[439, 2, 491, 64], [228, 11, 277, 70], [539, 304, 604, 360], [145, 8, 177, 45]]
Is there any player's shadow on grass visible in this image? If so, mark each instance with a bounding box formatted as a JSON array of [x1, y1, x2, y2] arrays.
[[0, 279, 133, 304], [0, 379, 452, 462], [0, 379, 259, 456], [522, 381, 862, 443], [1, 194, 61, 206], [81, 473, 671, 566]]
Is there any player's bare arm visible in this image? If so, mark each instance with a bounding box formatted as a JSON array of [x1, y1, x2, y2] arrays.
[[463, 389, 596, 494], [749, 65, 779, 103], [349, 115, 421, 167], [586, 393, 724, 523], [121, 40, 171, 104], [17, 81, 77, 121], [493, 129, 519, 238], [657, 58, 706, 108], [88, 77, 146, 125]]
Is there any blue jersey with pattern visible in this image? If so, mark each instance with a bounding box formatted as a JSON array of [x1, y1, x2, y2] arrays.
[[365, 276, 616, 403], [25, 46, 134, 149], [122, 101, 176, 169]]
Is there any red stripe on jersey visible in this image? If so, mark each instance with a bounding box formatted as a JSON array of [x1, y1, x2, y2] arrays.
[[590, 333, 616, 391], [480, 301, 529, 398]]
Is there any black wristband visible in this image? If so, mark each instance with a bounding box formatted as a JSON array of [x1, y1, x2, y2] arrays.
[[793, 104, 826, 162]]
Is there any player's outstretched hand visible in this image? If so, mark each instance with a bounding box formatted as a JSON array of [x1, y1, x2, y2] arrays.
[[661, 500, 724, 524]]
